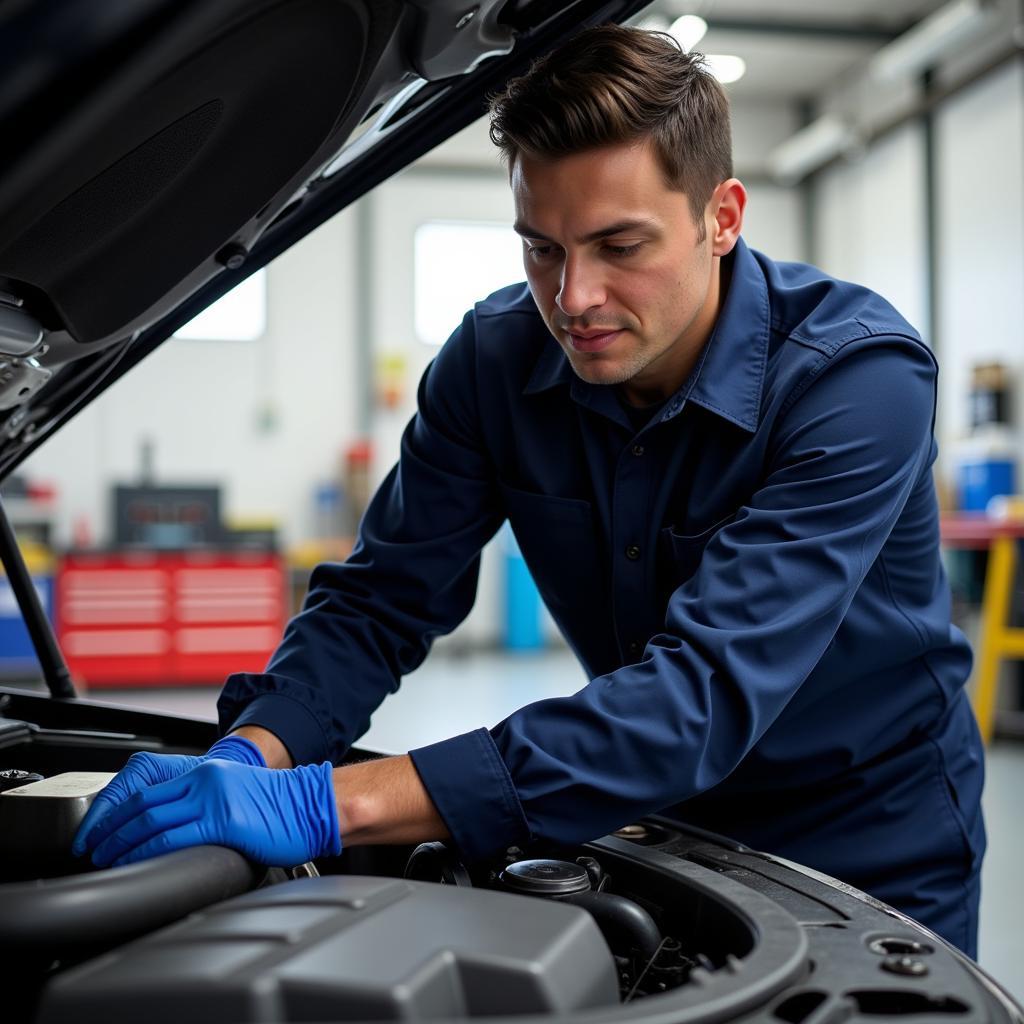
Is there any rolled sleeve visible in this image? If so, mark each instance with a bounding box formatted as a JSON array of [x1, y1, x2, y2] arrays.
[[410, 728, 531, 861], [217, 687, 329, 767]]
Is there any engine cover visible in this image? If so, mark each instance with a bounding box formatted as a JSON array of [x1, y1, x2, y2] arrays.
[[36, 874, 621, 1023]]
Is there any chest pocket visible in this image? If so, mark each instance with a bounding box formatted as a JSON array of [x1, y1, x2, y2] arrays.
[[499, 482, 607, 645], [657, 512, 737, 605]]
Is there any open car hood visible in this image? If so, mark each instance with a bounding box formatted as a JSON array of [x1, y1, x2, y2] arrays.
[[0, 0, 648, 481]]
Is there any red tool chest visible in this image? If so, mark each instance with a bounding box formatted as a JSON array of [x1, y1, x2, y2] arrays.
[[57, 551, 287, 687]]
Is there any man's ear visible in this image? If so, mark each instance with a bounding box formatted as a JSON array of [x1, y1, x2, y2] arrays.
[[708, 178, 746, 257]]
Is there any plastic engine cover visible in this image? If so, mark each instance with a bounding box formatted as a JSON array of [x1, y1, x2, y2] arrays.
[[37, 874, 621, 1023]]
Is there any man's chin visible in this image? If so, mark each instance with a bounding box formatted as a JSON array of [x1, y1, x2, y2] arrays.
[[567, 354, 637, 388]]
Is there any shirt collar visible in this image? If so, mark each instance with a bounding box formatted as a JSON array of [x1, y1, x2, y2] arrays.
[[523, 236, 769, 433], [522, 341, 632, 429], [686, 237, 769, 433], [523, 333, 575, 395]]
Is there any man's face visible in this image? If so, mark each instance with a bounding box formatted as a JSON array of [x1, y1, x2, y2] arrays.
[[512, 140, 742, 405]]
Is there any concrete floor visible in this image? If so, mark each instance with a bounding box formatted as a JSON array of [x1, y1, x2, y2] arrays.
[[80, 646, 1023, 1001]]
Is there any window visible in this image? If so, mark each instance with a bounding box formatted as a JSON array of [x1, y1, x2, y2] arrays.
[[174, 269, 267, 341], [414, 221, 523, 346]]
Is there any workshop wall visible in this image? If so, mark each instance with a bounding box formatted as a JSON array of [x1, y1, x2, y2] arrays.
[[23, 210, 362, 549], [812, 55, 1024, 484], [934, 58, 1024, 462], [813, 122, 929, 335]]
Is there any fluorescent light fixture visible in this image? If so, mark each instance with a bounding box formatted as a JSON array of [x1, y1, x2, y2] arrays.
[[669, 14, 708, 52], [705, 54, 746, 84], [869, 0, 998, 80], [767, 115, 857, 184], [637, 13, 670, 33], [637, 14, 743, 85]]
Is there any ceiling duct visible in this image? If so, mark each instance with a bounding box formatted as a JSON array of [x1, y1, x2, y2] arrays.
[[766, 115, 858, 185], [869, 0, 1000, 80]]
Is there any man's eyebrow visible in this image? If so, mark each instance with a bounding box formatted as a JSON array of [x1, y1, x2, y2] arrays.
[[513, 219, 657, 243]]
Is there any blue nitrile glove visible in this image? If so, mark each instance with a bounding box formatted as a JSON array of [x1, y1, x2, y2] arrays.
[[72, 735, 266, 858], [82, 759, 341, 869]]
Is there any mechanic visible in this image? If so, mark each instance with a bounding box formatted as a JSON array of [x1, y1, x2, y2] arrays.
[[75, 25, 986, 957]]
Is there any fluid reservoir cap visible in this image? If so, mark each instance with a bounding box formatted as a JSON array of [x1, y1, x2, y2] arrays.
[[499, 859, 592, 897], [0, 771, 116, 874]]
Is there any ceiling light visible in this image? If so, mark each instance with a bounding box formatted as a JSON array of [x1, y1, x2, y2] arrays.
[[637, 13, 670, 33], [766, 115, 857, 185], [668, 14, 708, 52], [705, 54, 746, 84], [869, 0, 998, 80]]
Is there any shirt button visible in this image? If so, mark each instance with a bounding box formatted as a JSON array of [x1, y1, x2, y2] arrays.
[[625, 544, 641, 560], [631, 444, 645, 457], [628, 640, 641, 656]]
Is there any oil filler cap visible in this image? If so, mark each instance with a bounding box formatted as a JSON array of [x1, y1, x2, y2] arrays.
[[498, 859, 592, 897]]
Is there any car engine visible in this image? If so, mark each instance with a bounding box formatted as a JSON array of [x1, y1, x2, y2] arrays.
[[0, 690, 1020, 1024]]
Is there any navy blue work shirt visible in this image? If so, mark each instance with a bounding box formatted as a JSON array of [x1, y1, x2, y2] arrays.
[[220, 238, 985, 952]]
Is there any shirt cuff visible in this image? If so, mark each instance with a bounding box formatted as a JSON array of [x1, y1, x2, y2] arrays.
[[410, 728, 531, 863], [220, 692, 328, 767]]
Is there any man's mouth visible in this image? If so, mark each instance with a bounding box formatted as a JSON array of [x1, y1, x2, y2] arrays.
[[565, 328, 623, 353]]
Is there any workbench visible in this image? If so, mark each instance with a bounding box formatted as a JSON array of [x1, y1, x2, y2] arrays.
[[941, 513, 1024, 742]]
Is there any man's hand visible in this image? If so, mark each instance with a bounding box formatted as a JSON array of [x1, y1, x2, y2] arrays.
[[71, 735, 266, 858], [75, 741, 448, 868], [80, 760, 341, 868]]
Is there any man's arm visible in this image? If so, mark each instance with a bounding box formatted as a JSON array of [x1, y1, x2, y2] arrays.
[[232, 725, 449, 846], [217, 311, 504, 770], [333, 756, 449, 845], [230, 725, 294, 769], [76, 315, 501, 861], [74, 742, 448, 867]]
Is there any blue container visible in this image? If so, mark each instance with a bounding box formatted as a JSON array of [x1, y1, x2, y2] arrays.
[[957, 458, 1016, 512], [502, 525, 543, 651], [0, 575, 53, 676]]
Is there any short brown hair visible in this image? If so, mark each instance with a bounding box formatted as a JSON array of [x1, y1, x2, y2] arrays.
[[489, 24, 732, 239]]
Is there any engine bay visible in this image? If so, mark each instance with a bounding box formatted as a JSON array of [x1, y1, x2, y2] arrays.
[[0, 688, 1019, 1024]]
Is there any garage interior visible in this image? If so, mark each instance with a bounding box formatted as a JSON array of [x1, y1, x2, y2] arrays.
[[2, 0, 1022, 999]]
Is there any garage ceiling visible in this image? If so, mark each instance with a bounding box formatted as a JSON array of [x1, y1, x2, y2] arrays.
[[634, 0, 953, 100]]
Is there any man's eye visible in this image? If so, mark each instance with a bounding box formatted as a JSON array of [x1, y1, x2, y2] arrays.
[[527, 244, 556, 259], [605, 242, 643, 258]]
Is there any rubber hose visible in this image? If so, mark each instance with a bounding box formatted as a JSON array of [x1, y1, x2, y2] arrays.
[[567, 890, 663, 962], [0, 846, 261, 955]]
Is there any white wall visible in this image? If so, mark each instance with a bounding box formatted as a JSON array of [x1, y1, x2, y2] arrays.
[[934, 58, 1024, 461], [813, 121, 930, 337], [366, 170, 517, 647], [731, 101, 802, 176], [723, 101, 807, 263], [23, 209, 362, 548], [742, 183, 805, 263]]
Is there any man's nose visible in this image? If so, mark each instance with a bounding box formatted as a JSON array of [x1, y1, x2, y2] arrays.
[[556, 255, 605, 317]]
